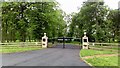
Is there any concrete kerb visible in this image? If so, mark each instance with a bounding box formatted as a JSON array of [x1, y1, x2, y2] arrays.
[[79, 52, 94, 67]]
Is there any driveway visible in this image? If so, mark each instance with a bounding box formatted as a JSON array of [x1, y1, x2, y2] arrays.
[[2, 44, 90, 66]]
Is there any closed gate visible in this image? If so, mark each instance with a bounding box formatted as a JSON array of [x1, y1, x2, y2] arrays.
[[51, 37, 81, 49]]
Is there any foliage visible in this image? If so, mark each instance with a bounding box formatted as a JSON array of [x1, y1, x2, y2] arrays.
[[69, 0, 120, 43], [2, 2, 65, 42]]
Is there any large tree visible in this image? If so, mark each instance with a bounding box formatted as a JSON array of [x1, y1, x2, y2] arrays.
[[69, 0, 119, 43], [2, 1, 65, 42]]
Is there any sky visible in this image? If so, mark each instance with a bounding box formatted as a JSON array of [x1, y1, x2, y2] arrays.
[[56, 0, 120, 14]]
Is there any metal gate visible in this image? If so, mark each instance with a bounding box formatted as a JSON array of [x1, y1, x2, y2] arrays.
[[50, 37, 81, 49]]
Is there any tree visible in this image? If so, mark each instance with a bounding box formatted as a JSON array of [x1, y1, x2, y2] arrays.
[[2, 2, 65, 42], [107, 9, 120, 42], [69, 0, 119, 43]]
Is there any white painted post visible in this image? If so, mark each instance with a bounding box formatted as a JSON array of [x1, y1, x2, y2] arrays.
[[93, 43, 95, 46], [82, 32, 89, 49], [42, 33, 48, 48]]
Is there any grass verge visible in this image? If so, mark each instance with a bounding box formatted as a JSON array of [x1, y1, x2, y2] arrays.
[[0, 45, 42, 53], [80, 49, 119, 67], [80, 49, 116, 57], [85, 56, 118, 66]]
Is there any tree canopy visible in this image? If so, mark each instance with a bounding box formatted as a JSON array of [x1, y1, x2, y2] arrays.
[[2, 2, 66, 42], [68, 0, 120, 43], [1, 0, 120, 43]]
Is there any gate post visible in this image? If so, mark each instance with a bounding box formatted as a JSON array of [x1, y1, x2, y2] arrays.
[[63, 37, 65, 48], [82, 32, 89, 49], [42, 33, 48, 48]]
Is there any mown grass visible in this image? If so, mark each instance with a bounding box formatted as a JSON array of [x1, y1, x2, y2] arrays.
[[0, 42, 55, 53], [80, 49, 116, 57], [85, 56, 119, 66], [80, 46, 119, 67], [0, 45, 42, 53]]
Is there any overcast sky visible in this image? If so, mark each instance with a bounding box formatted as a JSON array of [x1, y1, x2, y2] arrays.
[[56, 0, 120, 14]]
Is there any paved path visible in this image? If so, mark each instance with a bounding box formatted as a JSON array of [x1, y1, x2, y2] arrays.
[[2, 44, 90, 66]]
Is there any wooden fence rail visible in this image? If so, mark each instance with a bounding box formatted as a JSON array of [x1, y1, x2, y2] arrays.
[[0, 42, 42, 46], [89, 43, 119, 46]]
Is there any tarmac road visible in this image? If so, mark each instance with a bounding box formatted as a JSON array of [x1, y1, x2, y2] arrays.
[[2, 44, 90, 66]]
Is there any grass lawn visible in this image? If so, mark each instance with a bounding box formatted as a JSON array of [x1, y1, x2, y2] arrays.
[[0, 42, 54, 53], [80, 49, 117, 57], [80, 49, 119, 67], [0, 42, 80, 53], [0, 45, 43, 53], [85, 56, 119, 66]]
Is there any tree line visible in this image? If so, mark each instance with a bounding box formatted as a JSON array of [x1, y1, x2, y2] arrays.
[[1, 0, 120, 43], [68, 0, 120, 43], [2, 2, 66, 42]]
